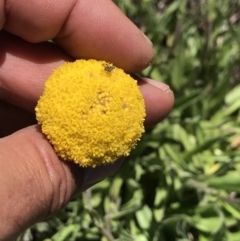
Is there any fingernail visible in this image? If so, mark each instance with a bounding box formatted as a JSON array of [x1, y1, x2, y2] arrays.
[[141, 32, 153, 48], [82, 158, 124, 190], [143, 78, 171, 92]]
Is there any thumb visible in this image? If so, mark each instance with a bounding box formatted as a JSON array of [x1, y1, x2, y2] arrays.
[[0, 126, 122, 240]]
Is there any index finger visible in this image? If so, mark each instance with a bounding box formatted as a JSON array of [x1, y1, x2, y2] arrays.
[[2, 0, 154, 73]]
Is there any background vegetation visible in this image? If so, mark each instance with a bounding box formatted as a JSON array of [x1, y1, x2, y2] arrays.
[[19, 0, 240, 240]]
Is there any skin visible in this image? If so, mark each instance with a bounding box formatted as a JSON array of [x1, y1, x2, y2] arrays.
[[0, 0, 174, 240]]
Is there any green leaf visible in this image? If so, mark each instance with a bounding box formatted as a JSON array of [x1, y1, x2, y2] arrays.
[[222, 201, 240, 220], [51, 225, 79, 241], [153, 208, 165, 222], [109, 176, 123, 199], [193, 216, 223, 233], [208, 171, 240, 192], [135, 205, 153, 230]]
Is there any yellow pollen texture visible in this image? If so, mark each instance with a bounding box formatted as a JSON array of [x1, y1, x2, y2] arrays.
[[35, 59, 146, 167]]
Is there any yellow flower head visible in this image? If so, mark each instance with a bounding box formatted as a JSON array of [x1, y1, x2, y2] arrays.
[[35, 59, 145, 167]]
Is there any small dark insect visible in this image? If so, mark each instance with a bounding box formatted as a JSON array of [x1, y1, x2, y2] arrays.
[[104, 65, 115, 72]]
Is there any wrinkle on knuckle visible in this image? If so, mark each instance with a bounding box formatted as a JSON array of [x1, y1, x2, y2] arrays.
[[25, 127, 71, 218]]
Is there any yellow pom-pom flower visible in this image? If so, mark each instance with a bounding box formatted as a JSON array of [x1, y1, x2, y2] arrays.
[[35, 59, 145, 167]]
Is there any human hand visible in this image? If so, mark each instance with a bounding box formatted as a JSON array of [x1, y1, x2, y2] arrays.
[[0, 0, 174, 240]]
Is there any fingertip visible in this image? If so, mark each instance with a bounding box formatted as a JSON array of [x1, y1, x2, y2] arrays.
[[137, 78, 175, 127], [54, 0, 155, 73]]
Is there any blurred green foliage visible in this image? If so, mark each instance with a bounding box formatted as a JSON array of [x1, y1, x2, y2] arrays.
[[19, 0, 240, 240]]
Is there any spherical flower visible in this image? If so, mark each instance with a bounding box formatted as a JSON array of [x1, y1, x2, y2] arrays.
[[35, 59, 145, 167]]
